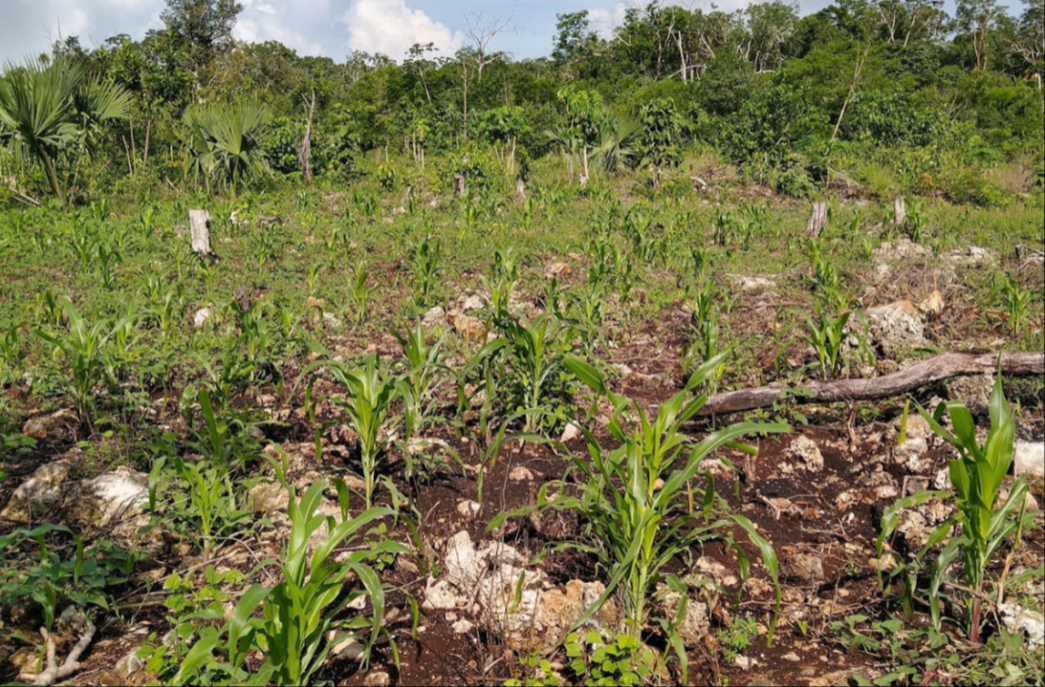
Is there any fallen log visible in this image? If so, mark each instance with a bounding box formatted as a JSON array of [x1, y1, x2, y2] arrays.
[[703, 352, 1044, 416]]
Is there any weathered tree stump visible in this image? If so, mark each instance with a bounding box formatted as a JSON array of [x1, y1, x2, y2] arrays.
[[806, 201, 828, 237], [189, 209, 213, 256], [515, 178, 527, 202], [893, 195, 906, 227], [454, 174, 466, 196]]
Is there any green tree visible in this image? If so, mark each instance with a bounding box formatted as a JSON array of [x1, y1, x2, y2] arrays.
[[182, 99, 270, 197], [0, 59, 130, 203], [638, 97, 683, 188], [162, 0, 242, 77]]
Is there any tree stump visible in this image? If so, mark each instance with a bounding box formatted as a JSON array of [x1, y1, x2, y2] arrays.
[[515, 178, 527, 202], [893, 195, 906, 227], [454, 174, 466, 196], [189, 210, 213, 256], [806, 202, 828, 237]]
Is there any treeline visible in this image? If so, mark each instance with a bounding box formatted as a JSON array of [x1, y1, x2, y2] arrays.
[[1, 0, 1043, 205]]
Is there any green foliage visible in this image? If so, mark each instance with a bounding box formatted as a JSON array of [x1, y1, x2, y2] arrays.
[[407, 235, 442, 308], [877, 376, 1034, 643], [183, 99, 270, 197], [34, 297, 129, 422], [831, 614, 1044, 687], [997, 273, 1033, 336], [638, 98, 683, 187], [492, 354, 787, 652], [173, 478, 405, 686], [803, 311, 851, 379], [0, 525, 138, 631], [317, 354, 396, 508]]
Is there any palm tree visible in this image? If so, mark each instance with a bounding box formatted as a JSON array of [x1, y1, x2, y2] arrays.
[[593, 116, 640, 175], [182, 100, 270, 197], [0, 59, 129, 204]]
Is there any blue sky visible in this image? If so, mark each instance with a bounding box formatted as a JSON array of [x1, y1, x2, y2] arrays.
[[4, 0, 968, 66]]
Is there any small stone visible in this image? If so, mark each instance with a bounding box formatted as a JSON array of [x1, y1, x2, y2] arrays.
[[452, 618, 475, 634], [509, 466, 534, 481], [734, 656, 757, 670], [782, 652, 801, 662], [0, 456, 74, 523], [457, 500, 481, 518], [422, 306, 448, 328], [21, 408, 78, 441], [364, 670, 391, 687], [785, 436, 824, 472], [1014, 442, 1044, 479], [560, 422, 582, 443], [193, 307, 212, 328], [461, 295, 485, 312], [999, 603, 1044, 648], [423, 579, 466, 610], [115, 649, 145, 680]]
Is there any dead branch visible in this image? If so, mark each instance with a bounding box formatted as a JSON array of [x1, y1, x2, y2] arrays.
[[703, 351, 1045, 416], [24, 623, 96, 686]]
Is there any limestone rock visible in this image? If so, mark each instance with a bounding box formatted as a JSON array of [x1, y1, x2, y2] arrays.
[[1, 455, 74, 523], [784, 435, 824, 473], [21, 408, 78, 442], [68, 466, 149, 536], [1014, 442, 1044, 479], [999, 603, 1044, 648], [864, 301, 925, 357], [422, 306, 448, 328]]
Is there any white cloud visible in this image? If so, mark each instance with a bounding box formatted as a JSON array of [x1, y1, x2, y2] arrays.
[[234, 0, 325, 56], [342, 0, 461, 60], [588, 3, 629, 39]]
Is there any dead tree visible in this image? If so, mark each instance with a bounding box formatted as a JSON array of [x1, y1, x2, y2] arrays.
[[806, 201, 828, 237], [701, 351, 1044, 416], [299, 90, 316, 186], [189, 209, 214, 256], [454, 174, 466, 197]]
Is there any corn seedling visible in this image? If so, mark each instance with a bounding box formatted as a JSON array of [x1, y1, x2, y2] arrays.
[[174, 479, 405, 685], [35, 297, 129, 422], [317, 355, 396, 507], [394, 320, 448, 477], [998, 274, 1033, 336], [407, 235, 442, 308], [876, 376, 1033, 644], [492, 354, 788, 665], [803, 311, 851, 379]]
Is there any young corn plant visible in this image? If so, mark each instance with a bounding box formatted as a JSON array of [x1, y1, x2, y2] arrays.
[[174, 479, 405, 686], [685, 288, 724, 393], [35, 298, 130, 423], [170, 457, 248, 562], [803, 311, 851, 379], [499, 315, 573, 433], [394, 321, 448, 477], [319, 355, 397, 507], [408, 236, 442, 307], [876, 376, 1032, 644], [998, 274, 1033, 336], [494, 354, 788, 672], [481, 247, 521, 317], [350, 260, 372, 326]]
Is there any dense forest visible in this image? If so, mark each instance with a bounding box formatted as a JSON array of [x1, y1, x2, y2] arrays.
[[2, 0, 1044, 205]]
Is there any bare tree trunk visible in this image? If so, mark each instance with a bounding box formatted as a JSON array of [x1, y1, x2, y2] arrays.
[[893, 195, 906, 227], [189, 209, 214, 256], [300, 90, 316, 186], [831, 43, 870, 143], [702, 351, 1044, 416], [515, 178, 527, 202], [806, 201, 828, 237], [454, 174, 466, 196]]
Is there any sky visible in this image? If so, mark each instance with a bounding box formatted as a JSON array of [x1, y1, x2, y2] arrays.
[[2, 0, 886, 66]]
